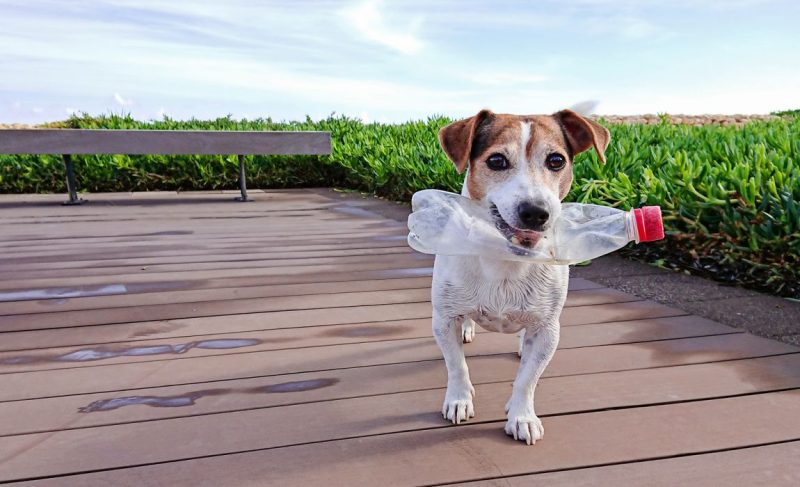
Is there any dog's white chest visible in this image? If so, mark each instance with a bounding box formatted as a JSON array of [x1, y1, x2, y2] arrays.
[[432, 255, 568, 334]]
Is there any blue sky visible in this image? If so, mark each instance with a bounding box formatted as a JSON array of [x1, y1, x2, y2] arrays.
[[2, 0, 799, 123]]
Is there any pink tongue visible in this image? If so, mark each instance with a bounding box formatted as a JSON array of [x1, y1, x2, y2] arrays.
[[512, 229, 541, 247]]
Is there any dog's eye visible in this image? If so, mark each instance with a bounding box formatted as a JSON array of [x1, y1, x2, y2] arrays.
[[486, 154, 510, 171], [545, 153, 566, 171]]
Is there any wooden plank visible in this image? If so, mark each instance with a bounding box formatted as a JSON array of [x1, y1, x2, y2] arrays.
[[0, 294, 675, 334], [0, 313, 733, 373], [0, 287, 637, 334], [0, 214, 399, 231], [0, 273, 599, 307], [0, 204, 350, 219], [1, 354, 798, 477], [0, 289, 637, 352], [0, 303, 433, 355], [450, 441, 800, 486], [0, 252, 431, 281], [0, 276, 432, 315], [0, 240, 410, 267], [0, 236, 410, 261], [0, 331, 793, 402], [0, 232, 407, 252], [3, 347, 792, 438], [0, 221, 405, 243], [0, 280, 606, 317], [0, 259, 435, 293], [0, 267, 437, 306], [0, 246, 415, 274], [7, 391, 799, 485], [0, 287, 626, 346], [0, 209, 369, 225], [0, 225, 406, 246], [0, 129, 331, 155], [0, 288, 433, 331], [560, 300, 684, 325]]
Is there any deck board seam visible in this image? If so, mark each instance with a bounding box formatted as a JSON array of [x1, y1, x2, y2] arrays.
[[3, 351, 796, 404], [0, 326, 738, 376], [2, 316, 721, 376], [2, 363, 795, 440]]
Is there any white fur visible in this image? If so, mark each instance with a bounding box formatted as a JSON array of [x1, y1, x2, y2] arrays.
[[490, 122, 561, 233], [431, 120, 569, 444]]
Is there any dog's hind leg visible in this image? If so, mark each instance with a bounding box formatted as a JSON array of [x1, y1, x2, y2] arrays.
[[505, 322, 560, 444], [433, 312, 475, 424], [462, 317, 476, 343]]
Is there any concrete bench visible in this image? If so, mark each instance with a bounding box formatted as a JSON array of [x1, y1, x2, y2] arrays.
[[0, 129, 331, 205]]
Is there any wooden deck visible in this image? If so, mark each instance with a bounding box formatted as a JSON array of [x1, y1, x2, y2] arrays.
[[0, 189, 798, 486]]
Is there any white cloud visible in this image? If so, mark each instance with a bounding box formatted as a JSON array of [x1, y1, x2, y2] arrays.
[[580, 13, 668, 40], [467, 72, 548, 87], [341, 1, 423, 55], [114, 92, 133, 107], [1, 0, 798, 123]]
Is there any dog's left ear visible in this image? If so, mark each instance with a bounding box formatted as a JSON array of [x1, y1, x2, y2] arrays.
[[438, 109, 494, 173], [553, 109, 610, 163]]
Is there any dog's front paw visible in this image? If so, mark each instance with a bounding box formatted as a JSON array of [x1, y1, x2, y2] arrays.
[[504, 413, 544, 445], [462, 319, 476, 343], [442, 383, 475, 424]]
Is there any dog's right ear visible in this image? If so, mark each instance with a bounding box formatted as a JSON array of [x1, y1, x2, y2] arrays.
[[438, 110, 493, 174]]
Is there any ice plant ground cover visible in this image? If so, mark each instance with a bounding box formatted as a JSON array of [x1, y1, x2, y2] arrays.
[[1, 112, 798, 297]]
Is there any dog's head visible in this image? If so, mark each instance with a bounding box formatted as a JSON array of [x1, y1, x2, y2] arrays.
[[438, 109, 609, 247]]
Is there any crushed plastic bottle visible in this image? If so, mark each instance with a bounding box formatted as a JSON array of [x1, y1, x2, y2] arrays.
[[407, 189, 664, 265]]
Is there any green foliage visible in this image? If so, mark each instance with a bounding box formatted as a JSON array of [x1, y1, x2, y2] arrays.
[[570, 117, 799, 298], [2, 112, 798, 297], [772, 108, 800, 118]]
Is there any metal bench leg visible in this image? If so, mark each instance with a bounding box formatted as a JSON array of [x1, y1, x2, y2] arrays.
[[62, 154, 85, 205], [235, 154, 251, 202]]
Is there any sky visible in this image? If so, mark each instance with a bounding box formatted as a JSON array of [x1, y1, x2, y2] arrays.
[[1, 0, 799, 123]]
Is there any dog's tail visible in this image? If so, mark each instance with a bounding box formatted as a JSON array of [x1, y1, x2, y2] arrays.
[[569, 100, 599, 116]]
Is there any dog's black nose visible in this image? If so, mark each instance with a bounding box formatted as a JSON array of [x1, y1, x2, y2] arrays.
[[517, 202, 549, 230]]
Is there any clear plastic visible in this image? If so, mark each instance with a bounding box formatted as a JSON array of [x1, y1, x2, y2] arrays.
[[407, 189, 647, 265]]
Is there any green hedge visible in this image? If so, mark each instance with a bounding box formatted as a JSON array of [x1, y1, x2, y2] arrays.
[[1, 113, 798, 298]]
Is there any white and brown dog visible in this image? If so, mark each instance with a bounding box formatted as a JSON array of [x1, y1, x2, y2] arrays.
[[432, 109, 610, 444]]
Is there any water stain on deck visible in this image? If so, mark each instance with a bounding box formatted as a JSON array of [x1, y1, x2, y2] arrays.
[[259, 378, 339, 393], [1, 339, 261, 365], [0, 284, 129, 302], [78, 378, 340, 413], [78, 389, 230, 412]]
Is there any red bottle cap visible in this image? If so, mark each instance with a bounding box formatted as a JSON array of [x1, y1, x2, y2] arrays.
[[632, 206, 665, 242]]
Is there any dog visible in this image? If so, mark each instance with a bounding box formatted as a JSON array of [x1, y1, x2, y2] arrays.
[[431, 109, 609, 444]]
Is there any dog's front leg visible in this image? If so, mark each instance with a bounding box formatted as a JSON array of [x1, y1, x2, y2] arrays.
[[505, 322, 560, 444], [432, 312, 475, 424]]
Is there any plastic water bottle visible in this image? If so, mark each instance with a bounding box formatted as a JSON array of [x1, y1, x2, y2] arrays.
[[407, 189, 664, 265]]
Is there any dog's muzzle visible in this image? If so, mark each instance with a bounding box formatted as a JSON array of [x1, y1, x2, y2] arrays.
[[490, 204, 541, 249]]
